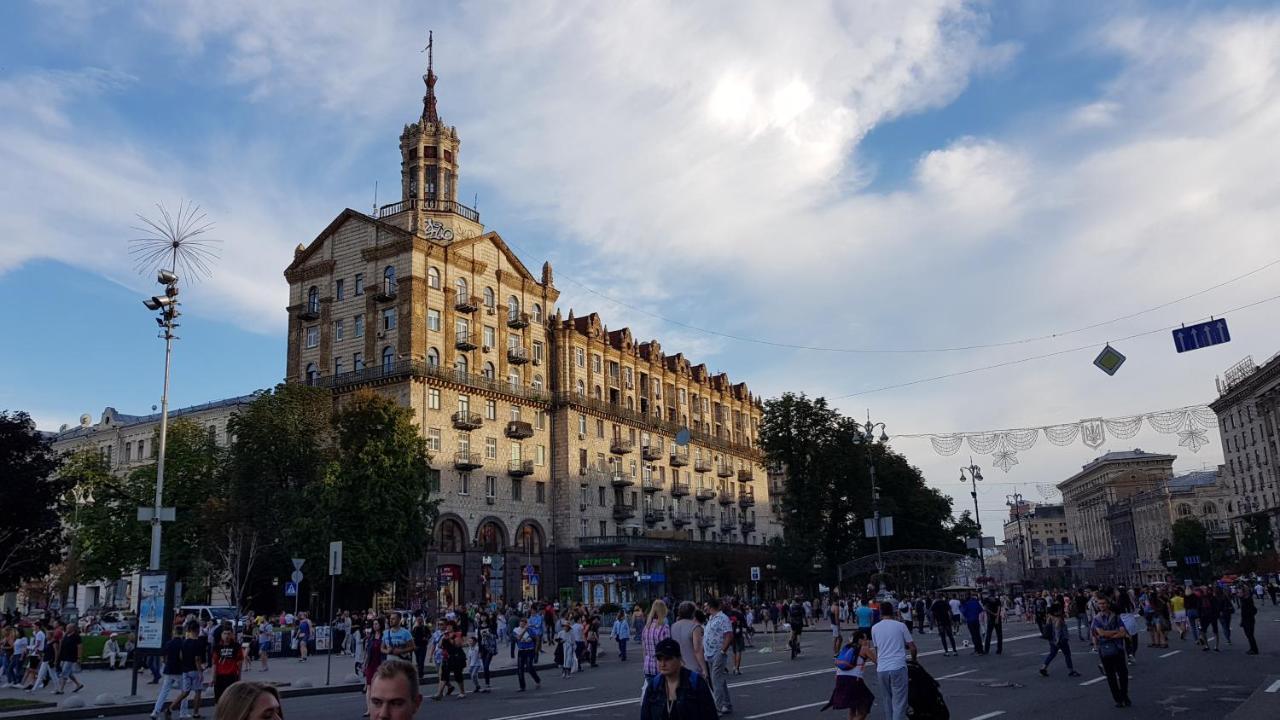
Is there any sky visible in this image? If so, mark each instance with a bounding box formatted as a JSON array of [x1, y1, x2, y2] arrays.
[[4, 0, 1280, 538]]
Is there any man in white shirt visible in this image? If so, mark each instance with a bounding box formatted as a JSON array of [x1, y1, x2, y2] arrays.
[[870, 602, 917, 720]]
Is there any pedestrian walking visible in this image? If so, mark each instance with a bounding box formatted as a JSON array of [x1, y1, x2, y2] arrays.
[[168, 620, 208, 720], [869, 602, 916, 720], [411, 616, 430, 678], [1090, 594, 1132, 708], [823, 630, 875, 720], [382, 613, 416, 667], [1239, 590, 1259, 654], [212, 628, 244, 703], [928, 595, 956, 656], [256, 620, 272, 672], [639, 638, 718, 720], [642, 600, 672, 680], [612, 611, 632, 661], [981, 594, 1003, 655], [53, 623, 84, 695], [960, 594, 983, 655], [702, 598, 734, 715], [1215, 587, 1233, 646], [513, 618, 541, 691], [150, 631, 184, 719], [671, 602, 708, 677], [555, 621, 576, 678], [1037, 608, 1080, 678], [295, 612, 311, 663], [212, 681, 283, 720]]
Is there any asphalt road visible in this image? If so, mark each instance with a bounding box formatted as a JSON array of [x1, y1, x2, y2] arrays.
[[104, 612, 1280, 720]]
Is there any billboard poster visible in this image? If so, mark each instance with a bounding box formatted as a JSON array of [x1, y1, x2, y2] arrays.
[[137, 572, 170, 651]]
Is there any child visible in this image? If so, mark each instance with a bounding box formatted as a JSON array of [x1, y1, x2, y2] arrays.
[[465, 637, 484, 694], [823, 630, 875, 720]]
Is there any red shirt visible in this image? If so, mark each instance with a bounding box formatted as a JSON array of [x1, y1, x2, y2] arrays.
[[213, 643, 243, 676]]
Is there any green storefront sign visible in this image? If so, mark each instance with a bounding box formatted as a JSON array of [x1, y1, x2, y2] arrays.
[[578, 557, 623, 568]]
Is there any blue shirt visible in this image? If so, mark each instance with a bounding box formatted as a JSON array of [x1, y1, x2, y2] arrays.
[[961, 598, 983, 623], [382, 627, 413, 656], [854, 606, 874, 628], [528, 614, 544, 637]]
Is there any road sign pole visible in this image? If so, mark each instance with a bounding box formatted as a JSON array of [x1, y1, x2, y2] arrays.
[[326, 573, 335, 686]]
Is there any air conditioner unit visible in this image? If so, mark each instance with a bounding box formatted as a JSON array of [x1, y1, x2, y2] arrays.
[[532, 358, 542, 366], [482, 345, 491, 353], [486, 307, 496, 315], [578, 432, 586, 440], [486, 496, 495, 505], [376, 331, 386, 339]]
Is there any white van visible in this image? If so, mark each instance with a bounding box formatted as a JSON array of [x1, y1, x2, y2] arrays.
[[179, 605, 241, 628]]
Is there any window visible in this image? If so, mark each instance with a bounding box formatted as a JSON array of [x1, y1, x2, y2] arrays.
[[354, 352, 364, 370], [428, 388, 440, 410], [138, 439, 146, 458], [575, 348, 586, 368], [537, 445, 546, 466], [483, 325, 496, 348], [124, 441, 132, 461], [455, 278, 469, 299], [581, 519, 589, 538], [485, 399, 497, 420], [459, 472, 470, 495], [483, 361, 495, 379], [536, 482, 546, 503], [576, 379, 585, 395], [578, 414, 587, 434], [508, 371, 520, 388], [510, 405, 522, 421], [354, 273, 364, 296], [532, 341, 544, 364], [532, 374, 543, 390], [483, 287, 495, 309], [354, 314, 365, 338], [381, 308, 396, 331], [679, 388, 687, 404], [507, 295, 520, 320], [599, 521, 608, 537], [426, 347, 439, 367], [533, 303, 543, 323], [486, 475, 497, 499], [536, 411, 546, 430], [335, 278, 344, 300], [592, 354, 602, 373], [334, 356, 344, 375], [334, 319, 344, 341], [596, 419, 605, 437], [306, 286, 319, 314], [428, 309, 441, 331], [426, 428, 441, 451], [456, 318, 470, 339], [598, 487, 607, 506], [382, 346, 394, 368], [305, 363, 318, 383], [511, 478, 521, 501], [383, 265, 396, 294], [305, 326, 318, 348], [458, 395, 471, 414], [455, 354, 469, 373], [427, 266, 441, 289], [485, 437, 497, 460]]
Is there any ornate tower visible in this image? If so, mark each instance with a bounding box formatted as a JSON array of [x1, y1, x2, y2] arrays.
[[395, 32, 482, 239]]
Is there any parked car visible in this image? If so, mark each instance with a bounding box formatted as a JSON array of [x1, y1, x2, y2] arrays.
[[98, 611, 137, 633], [179, 605, 243, 629]]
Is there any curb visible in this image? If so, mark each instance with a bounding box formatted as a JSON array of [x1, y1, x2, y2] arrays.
[[0, 662, 558, 719]]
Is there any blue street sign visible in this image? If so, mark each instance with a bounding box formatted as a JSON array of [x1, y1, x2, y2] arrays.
[[284, 581, 298, 597], [1172, 318, 1230, 353], [1184, 555, 1200, 566], [529, 574, 540, 586]]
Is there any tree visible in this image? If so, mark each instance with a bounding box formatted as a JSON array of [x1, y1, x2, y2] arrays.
[[296, 391, 437, 591], [950, 510, 982, 545], [0, 410, 67, 590], [62, 450, 148, 584], [1170, 517, 1212, 581]]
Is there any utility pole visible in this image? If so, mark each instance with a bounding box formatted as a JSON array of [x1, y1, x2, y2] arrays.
[[960, 458, 986, 578], [854, 412, 889, 585]]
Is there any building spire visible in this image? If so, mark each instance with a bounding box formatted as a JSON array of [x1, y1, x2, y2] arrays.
[[422, 30, 439, 124]]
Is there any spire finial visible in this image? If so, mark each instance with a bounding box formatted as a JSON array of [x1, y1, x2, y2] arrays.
[[421, 30, 439, 124]]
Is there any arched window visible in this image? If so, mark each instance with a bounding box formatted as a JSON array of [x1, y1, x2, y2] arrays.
[[532, 374, 543, 390], [515, 524, 544, 554], [576, 379, 585, 395], [437, 518, 465, 553], [594, 385, 603, 400], [455, 278, 468, 300], [478, 522, 504, 553], [626, 397, 634, 410], [507, 295, 520, 321], [1202, 502, 1218, 516], [383, 265, 396, 294], [532, 303, 543, 323], [382, 346, 394, 368], [305, 363, 319, 384], [483, 361, 496, 379], [483, 287, 495, 309], [1177, 503, 1193, 517], [427, 266, 441, 289], [455, 354, 469, 373], [306, 286, 319, 314], [426, 347, 440, 367]]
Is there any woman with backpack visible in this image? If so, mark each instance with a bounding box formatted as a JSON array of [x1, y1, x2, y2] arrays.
[[823, 630, 875, 720]]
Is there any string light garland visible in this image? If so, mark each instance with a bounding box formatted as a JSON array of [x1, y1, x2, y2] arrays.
[[896, 404, 1217, 473]]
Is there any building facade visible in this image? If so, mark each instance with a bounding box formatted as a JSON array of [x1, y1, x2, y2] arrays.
[[1002, 503, 1073, 579], [283, 53, 777, 608], [1057, 449, 1176, 569], [1210, 353, 1280, 552], [1107, 470, 1231, 586]]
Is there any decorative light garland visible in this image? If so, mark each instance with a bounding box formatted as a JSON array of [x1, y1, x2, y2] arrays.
[[897, 404, 1216, 472]]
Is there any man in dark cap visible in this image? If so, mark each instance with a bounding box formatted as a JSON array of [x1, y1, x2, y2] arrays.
[[640, 638, 719, 720]]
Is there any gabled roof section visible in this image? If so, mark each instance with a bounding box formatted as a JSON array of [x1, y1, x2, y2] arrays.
[[449, 230, 543, 287], [286, 209, 412, 274]]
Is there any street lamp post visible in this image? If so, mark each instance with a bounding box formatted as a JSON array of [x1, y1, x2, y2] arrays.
[[141, 268, 181, 570], [960, 458, 986, 578], [853, 413, 889, 582]]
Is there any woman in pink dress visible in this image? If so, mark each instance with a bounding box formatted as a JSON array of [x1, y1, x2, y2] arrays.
[[640, 599, 671, 680]]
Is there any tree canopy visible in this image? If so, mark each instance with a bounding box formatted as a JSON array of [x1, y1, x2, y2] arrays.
[[0, 411, 67, 589]]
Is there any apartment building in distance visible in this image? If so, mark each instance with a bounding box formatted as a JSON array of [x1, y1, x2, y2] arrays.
[[1002, 503, 1073, 579], [1210, 353, 1280, 552], [1106, 469, 1231, 586], [284, 49, 776, 607]]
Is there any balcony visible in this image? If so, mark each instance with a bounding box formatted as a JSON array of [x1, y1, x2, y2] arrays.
[[455, 332, 478, 351], [694, 458, 712, 473], [696, 514, 715, 529], [613, 503, 636, 521], [669, 448, 689, 467], [507, 346, 530, 365], [507, 312, 530, 329], [696, 487, 716, 502], [453, 451, 482, 470], [375, 279, 397, 302], [610, 472, 635, 488], [738, 467, 754, 482], [610, 438, 635, 455], [670, 511, 690, 528], [299, 303, 321, 321], [670, 481, 690, 497], [455, 295, 480, 313], [306, 360, 553, 406], [584, 462, 611, 484], [642, 444, 664, 462], [377, 196, 480, 224], [740, 519, 756, 533], [718, 491, 735, 506], [508, 459, 534, 478], [642, 477, 665, 494], [451, 411, 482, 430], [504, 420, 534, 439], [643, 509, 663, 525], [738, 488, 755, 508], [716, 464, 734, 478], [720, 517, 737, 532], [551, 391, 764, 461]]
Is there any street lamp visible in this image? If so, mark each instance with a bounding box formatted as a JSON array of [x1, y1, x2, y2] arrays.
[[853, 412, 889, 581], [140, 268, 181, 570], [959, 458, 986, 577]]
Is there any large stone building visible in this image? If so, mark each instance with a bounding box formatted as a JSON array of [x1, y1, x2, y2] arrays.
[[1210, 353, 1280, 551], [284, 52, 776, 607], [1002, 503, 1073, 579], [1057, 449, 1176, 573], [1106, 469, 1231, 586]]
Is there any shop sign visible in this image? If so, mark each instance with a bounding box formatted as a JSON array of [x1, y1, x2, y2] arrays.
[[576, 574, 618, 583], [578, 557, 622, 568], [437, 565, 461, 581], [638, 573, 666, 583]]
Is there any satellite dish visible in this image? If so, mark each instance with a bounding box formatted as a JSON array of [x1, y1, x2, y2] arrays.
[[675, 427, 691, 446]]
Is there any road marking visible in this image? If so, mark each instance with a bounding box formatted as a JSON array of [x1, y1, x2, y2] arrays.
[[938, 669, 979, 679], [1079, 676, 1107, 686], [548, 686, 594, 695], [1266, 679, 1280, 693], [744, 701, 827, 718], [746, 661, 783, 668], [968, 713, 1006, 720], [1160, 650, 1181, 658]]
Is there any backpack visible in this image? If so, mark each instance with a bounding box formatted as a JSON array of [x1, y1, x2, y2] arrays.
[[906, 661, 950, 720], [834, 647, 856, 671], [648, 670, 700, 694]]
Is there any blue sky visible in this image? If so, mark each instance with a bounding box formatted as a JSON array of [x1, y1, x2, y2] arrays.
[[4, 0, 1280, 533]]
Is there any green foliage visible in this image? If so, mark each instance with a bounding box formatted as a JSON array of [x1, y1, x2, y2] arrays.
[[760, 393, 961, 586], [1170, 517, 1212, 579], [0, 411, 66, 589]]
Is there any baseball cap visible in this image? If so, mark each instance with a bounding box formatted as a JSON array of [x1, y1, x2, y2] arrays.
[[654, 638, 681, 659]]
